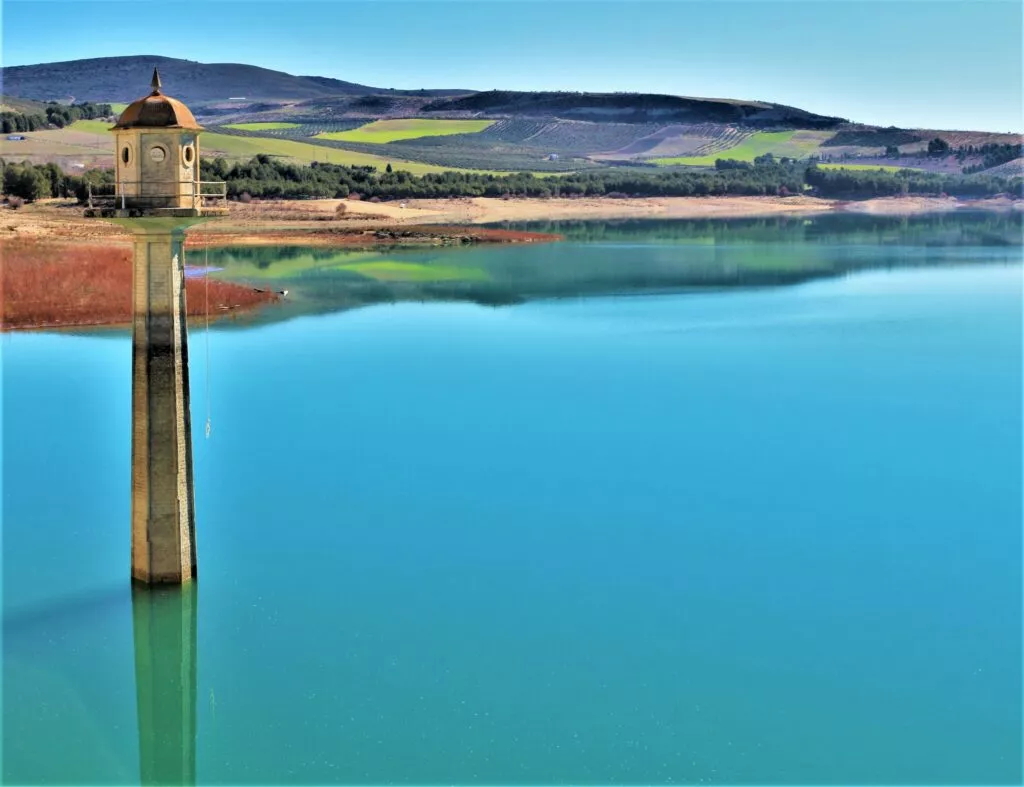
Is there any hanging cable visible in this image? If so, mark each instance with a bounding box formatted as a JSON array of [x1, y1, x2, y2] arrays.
[[204, 244, 212, 439]]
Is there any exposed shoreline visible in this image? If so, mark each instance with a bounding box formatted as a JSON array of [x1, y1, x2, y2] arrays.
[[2, 194, 1020, 332], [3, 194, 1020, 247]]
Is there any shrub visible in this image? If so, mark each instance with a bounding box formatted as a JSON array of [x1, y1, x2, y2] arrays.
[[335, 202, 347, 217], [7, 196, 25, 209], [238, 192, 252, 204]]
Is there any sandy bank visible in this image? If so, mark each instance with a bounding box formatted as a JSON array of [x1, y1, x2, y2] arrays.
[[3, 195, 1019, 247]]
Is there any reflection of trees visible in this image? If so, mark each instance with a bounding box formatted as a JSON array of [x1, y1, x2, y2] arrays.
[[505, 213, 1023, 247], [197, 215, 1022, 327], [132, 585, 197, 787]]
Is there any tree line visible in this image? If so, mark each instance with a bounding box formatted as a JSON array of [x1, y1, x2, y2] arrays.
[[1, 102, 113, 134], [2, 153, 1021, 204]]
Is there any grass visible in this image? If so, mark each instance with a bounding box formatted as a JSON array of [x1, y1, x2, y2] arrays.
[[109, 103, 128, 115], [70, 119, 114, 134], [335, 261, 488, 282], [652, 131, 830, 166], [817, 163, 916, 173], [222, 122, 302, 131], [315, 119, 496, 144]]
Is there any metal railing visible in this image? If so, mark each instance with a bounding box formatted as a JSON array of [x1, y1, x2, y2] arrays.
[[87, 180, 228, 211]]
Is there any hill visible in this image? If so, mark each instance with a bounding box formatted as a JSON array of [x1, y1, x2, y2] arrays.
[[421, 91, 844, 127], [0, 55, 843, 129], [2, 55, 1018, 177], [0, 55, 466, 104]]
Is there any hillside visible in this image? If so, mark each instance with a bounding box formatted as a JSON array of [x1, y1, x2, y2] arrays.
[[1, 55, 842, 129], [0, 55, 466, 104], [421, 91, 844, 127], [1, 55, 1018, 177]]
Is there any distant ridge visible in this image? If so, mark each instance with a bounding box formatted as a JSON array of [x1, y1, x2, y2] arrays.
[[0, 55, 467, 104], [422, 90, 844, 127], [0, 55, 843, 128]]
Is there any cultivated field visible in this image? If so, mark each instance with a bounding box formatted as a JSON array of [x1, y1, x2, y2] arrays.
[[600, 124, 751, 159], [315, 119, 496, 143], [223, 122, 302, 131], [651, 130, 832, 166], [199, 132, 472, 173], [4, 120, 476, 174], [0, 123, 113, 168]]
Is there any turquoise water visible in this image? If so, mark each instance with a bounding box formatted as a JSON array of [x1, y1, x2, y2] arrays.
[[3, 219, 1022, 784]]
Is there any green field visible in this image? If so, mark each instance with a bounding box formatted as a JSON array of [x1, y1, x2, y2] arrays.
[[652, 131, 830, 166], [315, 119, 496, 144], [109, 103, 128, 115], [71, 119, 115, 134], [817, 163, 917, 173], [223, 122, 302, 131], [201, 132, 486, 173], [64, 121, 467, 173]]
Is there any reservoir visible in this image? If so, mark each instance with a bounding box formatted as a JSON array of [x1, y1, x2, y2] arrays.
[[3, 214, 1021, 784]]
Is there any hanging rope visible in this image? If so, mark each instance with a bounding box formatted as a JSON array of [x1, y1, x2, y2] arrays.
[[204, 244, 212, 439]]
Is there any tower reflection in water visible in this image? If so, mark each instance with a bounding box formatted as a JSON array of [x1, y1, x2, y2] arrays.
[[132, 584, 197, 786]]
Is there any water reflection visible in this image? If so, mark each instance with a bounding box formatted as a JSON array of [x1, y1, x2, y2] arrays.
[[2, 585, 197, 785], [132, 585, 197, 787], [200, 212, 1023, 327]]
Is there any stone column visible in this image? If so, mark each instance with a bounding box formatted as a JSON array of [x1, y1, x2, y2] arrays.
[[132, 584, 197, 786], [130, 224, 197, 584]]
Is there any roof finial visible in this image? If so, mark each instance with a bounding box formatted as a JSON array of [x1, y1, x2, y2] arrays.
[[150, 68, 162, 94]]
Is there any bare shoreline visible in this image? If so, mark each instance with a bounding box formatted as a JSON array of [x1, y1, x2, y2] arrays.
[[2, 194, 1020, 246]]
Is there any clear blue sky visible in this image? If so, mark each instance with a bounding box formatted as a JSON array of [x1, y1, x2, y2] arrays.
[[3, 0, 1021, 131]]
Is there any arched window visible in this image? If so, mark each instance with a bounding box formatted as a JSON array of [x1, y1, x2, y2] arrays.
[[121, 145, 132, 165]]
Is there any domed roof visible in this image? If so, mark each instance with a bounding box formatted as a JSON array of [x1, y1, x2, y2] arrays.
[[114, 68, 203, 131]]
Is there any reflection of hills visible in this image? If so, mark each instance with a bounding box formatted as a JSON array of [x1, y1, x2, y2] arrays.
[[202, 213, 1023, 328]]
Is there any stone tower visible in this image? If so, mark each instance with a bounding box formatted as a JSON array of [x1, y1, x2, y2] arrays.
[[89, 70, 227, 584], [113, 69, 203, 212]]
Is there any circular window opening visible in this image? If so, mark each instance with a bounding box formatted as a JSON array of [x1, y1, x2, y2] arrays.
[[183, 146, 194, 164], [121, 146, 131, 165], [149, 146, 166, 163]]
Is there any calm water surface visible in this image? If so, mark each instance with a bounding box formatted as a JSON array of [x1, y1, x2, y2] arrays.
[[3, 217, 1021, 784]]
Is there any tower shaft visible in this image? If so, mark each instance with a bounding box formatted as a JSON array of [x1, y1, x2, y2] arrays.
[[130, 226, 197, 584]]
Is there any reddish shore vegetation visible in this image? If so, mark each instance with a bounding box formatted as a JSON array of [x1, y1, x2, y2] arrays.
[[1, 240, 278, 331]]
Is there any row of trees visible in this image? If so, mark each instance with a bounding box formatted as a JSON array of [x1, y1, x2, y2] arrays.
[[3, 154, 1021, 203], [960, 143, 1023, 174], [1, 159, 113, 202], [1, 102, 113, 134], [805, 164, 1020, 197]]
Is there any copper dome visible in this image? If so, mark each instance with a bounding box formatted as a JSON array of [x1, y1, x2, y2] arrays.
[[113, 68, 203, 131]]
